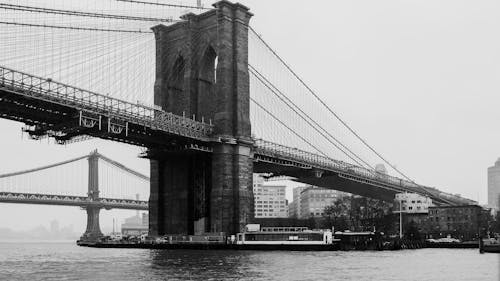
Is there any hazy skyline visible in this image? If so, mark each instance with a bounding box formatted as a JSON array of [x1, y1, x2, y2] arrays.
[[1, 0, 499, 232]]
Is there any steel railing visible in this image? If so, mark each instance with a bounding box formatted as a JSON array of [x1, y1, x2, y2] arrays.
[[0, 192, 148, 209], [0, 65, 214, 140], [254, 139, 474, 205]]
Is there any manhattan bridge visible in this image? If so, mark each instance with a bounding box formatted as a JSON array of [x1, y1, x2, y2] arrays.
[[0, 0, 475, 239]]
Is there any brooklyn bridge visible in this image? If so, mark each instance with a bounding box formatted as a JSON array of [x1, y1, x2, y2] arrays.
[[0, 0, 475, 239]]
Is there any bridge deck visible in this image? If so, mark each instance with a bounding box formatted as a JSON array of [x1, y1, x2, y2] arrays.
[[0, 65, 213, 146], [0, 66, 474, 207], [253, 139, 474, 206], [0, 192, 148, 210]]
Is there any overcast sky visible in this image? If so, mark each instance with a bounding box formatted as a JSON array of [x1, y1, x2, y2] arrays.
[[0, 0, 499, 232]]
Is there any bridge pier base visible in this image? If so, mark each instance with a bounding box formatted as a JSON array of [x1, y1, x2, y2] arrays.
[[210, 143, 253, 234], [148, 144, 254, 236], [80, 206, 103, 241], [149, 152, 212, 236]]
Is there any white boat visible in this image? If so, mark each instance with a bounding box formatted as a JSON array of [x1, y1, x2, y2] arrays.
[[236, 225, 334, 245]]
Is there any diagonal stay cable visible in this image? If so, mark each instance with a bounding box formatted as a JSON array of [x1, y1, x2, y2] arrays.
[[250, 97, 330, 158], [249, 64, 374, 170]]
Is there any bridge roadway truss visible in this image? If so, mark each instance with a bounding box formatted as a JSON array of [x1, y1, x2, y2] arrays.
[[253, 139, 474, 206], [0, 65, 213, 147], [0, 192, 148, 210], [0, 65, 473, 208]]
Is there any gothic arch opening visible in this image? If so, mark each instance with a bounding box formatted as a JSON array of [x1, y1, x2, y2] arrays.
[[200, 46, 217, 84], [198, 46, 218, 120], [168, 55, 185, 115]]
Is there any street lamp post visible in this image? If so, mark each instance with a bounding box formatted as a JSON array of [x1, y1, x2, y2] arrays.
[[399, 197, 403, 239]]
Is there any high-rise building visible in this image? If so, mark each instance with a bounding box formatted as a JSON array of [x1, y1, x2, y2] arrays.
[[253, 174, 288, 218], [289, 186, 307, 218], [288, 201, 297, 218], [487, 158, 500, 211], [299, 187, 341, 218]]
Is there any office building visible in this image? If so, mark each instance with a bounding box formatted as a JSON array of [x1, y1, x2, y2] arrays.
[[253, 174, 288, 218], [299, 186, 341, 218], [488, 158, 500, 211], [289, 186, 307, 218], [426, 205, 485, 240]]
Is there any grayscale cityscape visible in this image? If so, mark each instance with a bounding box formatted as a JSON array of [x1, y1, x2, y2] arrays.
[[0, 0, 499, 280]]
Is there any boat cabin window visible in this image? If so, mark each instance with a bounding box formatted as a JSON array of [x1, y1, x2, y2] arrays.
[[244, 233, 324, 241]]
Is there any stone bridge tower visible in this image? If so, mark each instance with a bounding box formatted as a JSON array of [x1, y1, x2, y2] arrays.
[[149, 1, 254, 236], [80, 150, 103, 241]]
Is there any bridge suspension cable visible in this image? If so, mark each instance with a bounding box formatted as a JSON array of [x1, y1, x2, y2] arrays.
[[249, 64, 374, 170], [0, 151, 150, 201], [0, 0, 209, 108], [99, 154, 149, 181], [0, 3, 178, 22], [248, 26, 418, 182], [0, 21, 153, 33], [250, 97, 329, 158], [0, 156, 88, 196], [0, 155, 88, 179], [115, 0, 209, 10], [98, 157, 149, 201]]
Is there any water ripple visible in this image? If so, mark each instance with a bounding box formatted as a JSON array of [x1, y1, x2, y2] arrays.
[[0, 242, 498, 281]]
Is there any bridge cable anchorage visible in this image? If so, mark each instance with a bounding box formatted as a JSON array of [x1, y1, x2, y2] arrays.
[[0, 3, 180, 23], [115, 0, 210, 10], [0, 21, 153, 34], [249, 64, 374, 170], [250, 97, 330, 158], [248, 26, 421, 186]]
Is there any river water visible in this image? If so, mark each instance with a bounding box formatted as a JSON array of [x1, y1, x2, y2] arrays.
[[0, 241, 498, 281]]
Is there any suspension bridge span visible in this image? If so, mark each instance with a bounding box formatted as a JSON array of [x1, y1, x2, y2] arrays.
[[0, 0, 476, 239], [0, 150, 149, 240]]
